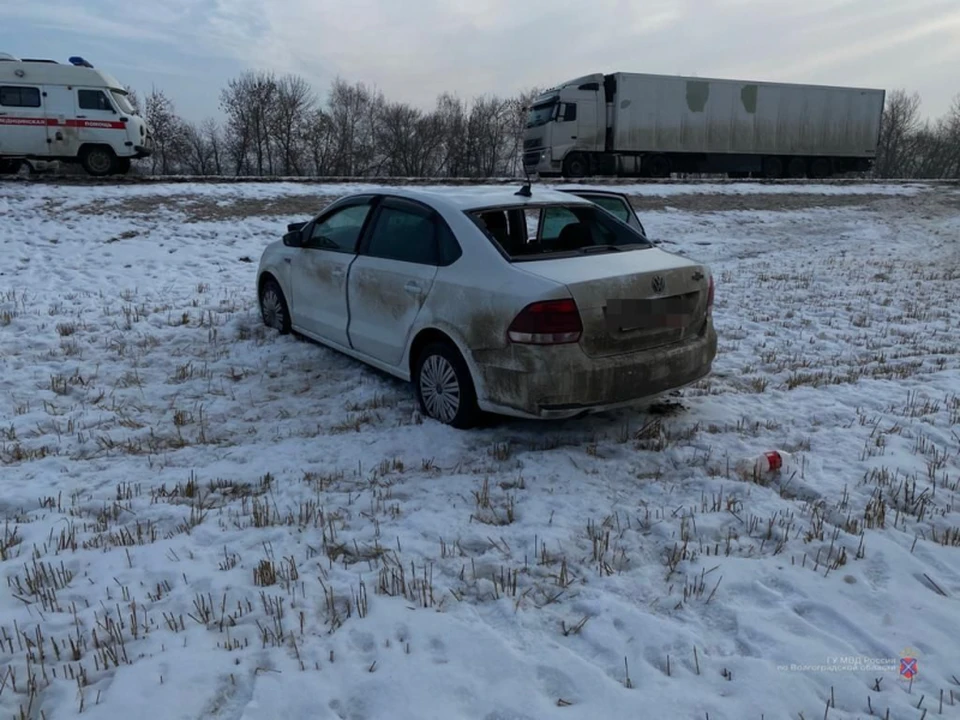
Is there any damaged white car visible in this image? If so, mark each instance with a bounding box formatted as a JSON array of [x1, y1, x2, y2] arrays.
[[257, 185, 717, 428]]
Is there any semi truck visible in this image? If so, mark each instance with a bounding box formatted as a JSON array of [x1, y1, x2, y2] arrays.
[[0, 52, 151, 177], [522, 72, 885, 179]]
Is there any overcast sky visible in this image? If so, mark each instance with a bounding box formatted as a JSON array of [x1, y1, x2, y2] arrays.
[[6, 0, 959, 122]]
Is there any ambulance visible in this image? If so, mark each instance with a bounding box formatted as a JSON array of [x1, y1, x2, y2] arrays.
[[0, 53, 151, 176]]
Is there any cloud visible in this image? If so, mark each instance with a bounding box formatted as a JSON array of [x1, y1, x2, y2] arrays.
[[7, 0, 960, 118]]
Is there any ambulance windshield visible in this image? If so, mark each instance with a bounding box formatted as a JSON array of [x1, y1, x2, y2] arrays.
[[111, 90, 136, 115]]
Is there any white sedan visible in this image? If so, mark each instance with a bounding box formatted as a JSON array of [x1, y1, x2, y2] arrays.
[[257, 185, 717, 428]]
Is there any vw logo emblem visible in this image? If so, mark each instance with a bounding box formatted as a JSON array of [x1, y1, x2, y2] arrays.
[[651, 275, 665, 293]]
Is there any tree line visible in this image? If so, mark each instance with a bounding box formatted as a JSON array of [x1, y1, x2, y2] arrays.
[[128, 74, 959, 179], [872, 90, 960, 179], [131, 72, 538, 178]]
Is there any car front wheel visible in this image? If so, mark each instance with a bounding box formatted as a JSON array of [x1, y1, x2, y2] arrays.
[[259, 278, 291, 334], [414, 341, 480, 429]]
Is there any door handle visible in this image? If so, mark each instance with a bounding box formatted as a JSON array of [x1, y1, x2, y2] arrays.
[[283, 258, 291, 264], [77, 115, 87, 119], [571, 135, 578, 139], [404, 281, 422, 295]]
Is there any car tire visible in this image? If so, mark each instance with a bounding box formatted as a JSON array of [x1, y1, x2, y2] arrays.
[[117, 157, 132, 175], [259, 277, 291, 334], [80, 146, 118, 177], [413, 341, 480, 429], [0, 159, 23, 175]]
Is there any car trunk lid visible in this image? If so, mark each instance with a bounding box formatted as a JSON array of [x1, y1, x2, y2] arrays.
[[517, 249, 710, 357]]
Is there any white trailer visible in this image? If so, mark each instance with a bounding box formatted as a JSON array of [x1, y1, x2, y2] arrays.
[[523, 72, 885, 179], [0, 53, 151, 176]]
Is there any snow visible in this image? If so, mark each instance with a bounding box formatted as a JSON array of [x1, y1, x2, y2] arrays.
[[1, 181, 959, 720]]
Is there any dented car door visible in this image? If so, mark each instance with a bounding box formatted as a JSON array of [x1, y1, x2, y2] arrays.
[[347, 198, 440, 366], [289, 199, 374, 347]]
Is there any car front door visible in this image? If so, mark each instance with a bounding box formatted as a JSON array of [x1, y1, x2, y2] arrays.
[[560, 190, 647, 236], [0, 84, 48, 157], [289, 198, 376, 347], [346, 198, 442, 366], [75, 88, 124, 146]]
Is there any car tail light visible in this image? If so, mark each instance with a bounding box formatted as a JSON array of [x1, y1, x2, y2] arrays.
[[507, 299, 583, 345], [707, 275, 715, 309]]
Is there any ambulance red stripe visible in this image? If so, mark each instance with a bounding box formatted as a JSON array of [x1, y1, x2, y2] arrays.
[[0, 117, 126, 129]]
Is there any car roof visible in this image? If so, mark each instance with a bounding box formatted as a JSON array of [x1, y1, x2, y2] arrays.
[[349, 185, 598, 213]]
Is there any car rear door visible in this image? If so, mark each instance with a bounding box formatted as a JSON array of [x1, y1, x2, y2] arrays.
[[346, 197, 440, 366], [289, 197, 376, 346], [0, 84, 48, 157], [558, 189, 646, 236]]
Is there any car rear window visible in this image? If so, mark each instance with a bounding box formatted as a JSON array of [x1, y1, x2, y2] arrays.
[[468, 203, 652, 261]]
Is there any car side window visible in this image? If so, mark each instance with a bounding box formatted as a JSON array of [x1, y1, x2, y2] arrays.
[[590, 196, 631, 223], [78, 90, 114, 112], [437, 220, 462, 266], [307, 203, 371, 252], [365, 205, 438, 265], [0, 86, 41, 108], [540, 207, 579, 241]]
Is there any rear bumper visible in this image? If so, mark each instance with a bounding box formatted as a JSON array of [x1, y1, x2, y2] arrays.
[[132, 145, 153, 159], [473, 320, 718, 420]]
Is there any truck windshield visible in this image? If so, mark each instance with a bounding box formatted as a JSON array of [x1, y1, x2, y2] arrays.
[[111, 90, 136, 115], [526, 99, 557, 128]]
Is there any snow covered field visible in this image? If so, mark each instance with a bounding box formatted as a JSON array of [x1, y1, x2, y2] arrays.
[[1, 181, 959, 720]]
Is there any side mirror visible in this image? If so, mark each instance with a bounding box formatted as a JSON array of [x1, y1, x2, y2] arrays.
[[287, 221, 306, 233], [283, 231, 303, 247]]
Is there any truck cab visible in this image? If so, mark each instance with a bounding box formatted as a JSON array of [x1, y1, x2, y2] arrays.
[[0, 53, 151, 176], [523, 74, 605, 178]]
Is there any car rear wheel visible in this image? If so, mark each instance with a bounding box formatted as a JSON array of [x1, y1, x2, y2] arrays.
[[414, 341, 479, 429], [259, 278, 291, 334]]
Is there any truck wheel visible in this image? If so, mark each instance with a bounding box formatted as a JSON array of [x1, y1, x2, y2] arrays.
[[646, 155, 671, 178], [762, 157, 784, 179], [809, 158, 832, 179], [787, 158, 807, 178], [80, 146, 118, 177], [562, 154, 588, 179], [0, 159, 23, 175]]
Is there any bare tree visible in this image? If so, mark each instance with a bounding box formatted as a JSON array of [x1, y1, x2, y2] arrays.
[[202, 118, 223, 175], [875, 89, 922, 178], [271, 74, 314, 175], [219, 75, 256, 175], [145, 87, 184, 174]]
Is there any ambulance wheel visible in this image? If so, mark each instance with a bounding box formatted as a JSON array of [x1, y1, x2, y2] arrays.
[[117, 158, 132, 175], [80, 146, 119, 177]]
